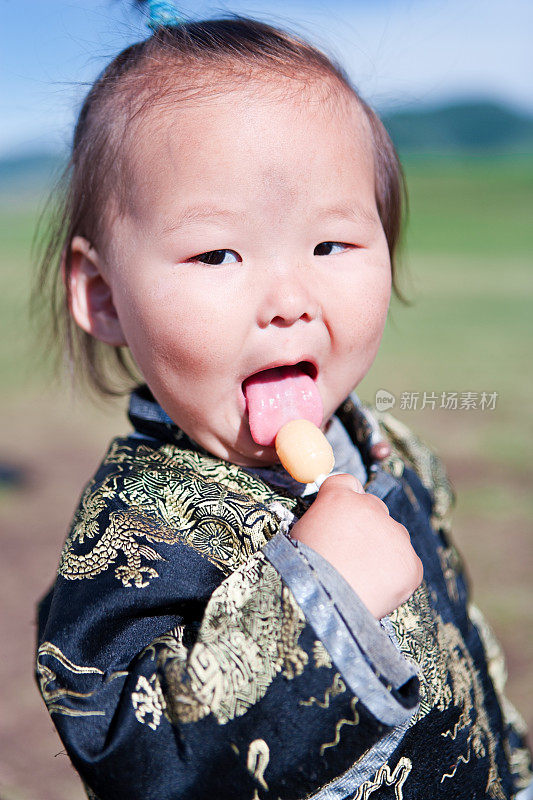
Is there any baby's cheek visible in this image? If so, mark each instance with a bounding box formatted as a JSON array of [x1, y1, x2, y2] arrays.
[[147, 306, 240, 386], [338, 284, 388, 339], [333, 284, 390, 378]]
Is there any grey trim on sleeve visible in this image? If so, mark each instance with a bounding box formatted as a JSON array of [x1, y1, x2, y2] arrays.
[[294, 539, 416, 686], [263, 532, 419, 728]]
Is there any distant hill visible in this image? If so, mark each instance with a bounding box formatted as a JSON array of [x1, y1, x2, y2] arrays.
[[382, 100, 533, 154], [0, 151, 65, 204]]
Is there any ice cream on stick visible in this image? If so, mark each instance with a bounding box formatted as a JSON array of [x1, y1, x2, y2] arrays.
[[243, 363, 334, 486], [275, 419, 334, 487]]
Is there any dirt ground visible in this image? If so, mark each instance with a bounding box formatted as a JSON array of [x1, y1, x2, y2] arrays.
[[0, 389, 531, 800]]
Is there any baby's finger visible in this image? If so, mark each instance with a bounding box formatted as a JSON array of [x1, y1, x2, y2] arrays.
[[319, 472, 365, 494]]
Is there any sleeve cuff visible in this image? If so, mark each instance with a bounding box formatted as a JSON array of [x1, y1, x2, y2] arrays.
[[263, 532, 419, 727]]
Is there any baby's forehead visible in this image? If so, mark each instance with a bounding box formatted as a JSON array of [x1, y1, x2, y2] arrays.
[[127, 67, 366, 149], [118, 71, 372, 220]]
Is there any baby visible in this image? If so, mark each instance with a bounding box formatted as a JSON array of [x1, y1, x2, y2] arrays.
[[35, 7, 532, 800]]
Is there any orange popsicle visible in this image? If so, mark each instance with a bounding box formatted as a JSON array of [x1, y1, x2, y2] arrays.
[[275, 419, 334, 484]]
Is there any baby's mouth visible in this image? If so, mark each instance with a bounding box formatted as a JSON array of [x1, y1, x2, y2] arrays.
[[242, 361, 322, 447]]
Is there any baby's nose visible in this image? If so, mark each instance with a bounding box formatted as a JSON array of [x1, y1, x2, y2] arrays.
[[257, 265, 321, 328]]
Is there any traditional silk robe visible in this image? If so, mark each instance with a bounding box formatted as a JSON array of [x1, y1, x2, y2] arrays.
[[36, 386, 532, 799]]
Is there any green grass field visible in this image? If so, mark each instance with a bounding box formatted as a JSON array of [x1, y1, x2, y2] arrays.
[[359, 155, 533, 464]]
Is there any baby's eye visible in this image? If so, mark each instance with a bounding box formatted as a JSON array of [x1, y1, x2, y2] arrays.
[[314, 242, 349, 256], [188, 249, 240, 266]]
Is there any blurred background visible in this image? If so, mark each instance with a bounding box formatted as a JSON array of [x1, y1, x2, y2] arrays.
[[1, 1, 532, 797]]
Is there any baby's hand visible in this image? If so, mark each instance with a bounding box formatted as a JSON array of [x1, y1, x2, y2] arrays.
[[290, 474, 423, 619]]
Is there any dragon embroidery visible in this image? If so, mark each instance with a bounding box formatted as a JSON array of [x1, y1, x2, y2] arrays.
[[58, 439, 295, 588]]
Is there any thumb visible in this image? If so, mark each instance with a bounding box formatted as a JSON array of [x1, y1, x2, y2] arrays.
[[319, 472, 365, 494]]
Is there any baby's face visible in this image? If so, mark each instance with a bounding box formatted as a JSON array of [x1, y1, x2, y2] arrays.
[[102, 79, 391, 465]]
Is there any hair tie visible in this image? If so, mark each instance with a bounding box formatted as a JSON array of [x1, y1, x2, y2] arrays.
[[147, 0, 185, 30]]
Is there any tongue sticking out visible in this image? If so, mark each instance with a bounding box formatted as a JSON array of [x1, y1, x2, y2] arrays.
[[243, 365, 323, 447]]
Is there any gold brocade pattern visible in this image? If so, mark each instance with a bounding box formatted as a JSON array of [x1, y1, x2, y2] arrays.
[[103, 439, 302, 513], [374, 411, 455, 533], [247, 739, 270, 790], [299, 672, 346, 709], [140, 625, 189, 664], [312, 640, 333, 670], [320, 697, 359, 755], [376, 410, 469, 608], [163, 551, 308, 725], [469, 604, 533, 790], [131, 627, 190, 732], [389, 584, 505, 799], [131, 674, 165, 730], [58, 438, 302, 588], [36, 641, 106, 718], [353, 757, 412, 800]]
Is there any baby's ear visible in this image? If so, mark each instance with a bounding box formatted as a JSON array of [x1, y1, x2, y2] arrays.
[[67, 236, 127, 346]]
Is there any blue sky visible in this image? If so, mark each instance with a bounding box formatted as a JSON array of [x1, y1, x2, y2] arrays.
[[1, 0, 532, 157]]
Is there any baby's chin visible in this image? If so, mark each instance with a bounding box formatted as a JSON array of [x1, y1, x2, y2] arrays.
[[183, 419, 276, 467], [227, 426, 280, 468]]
